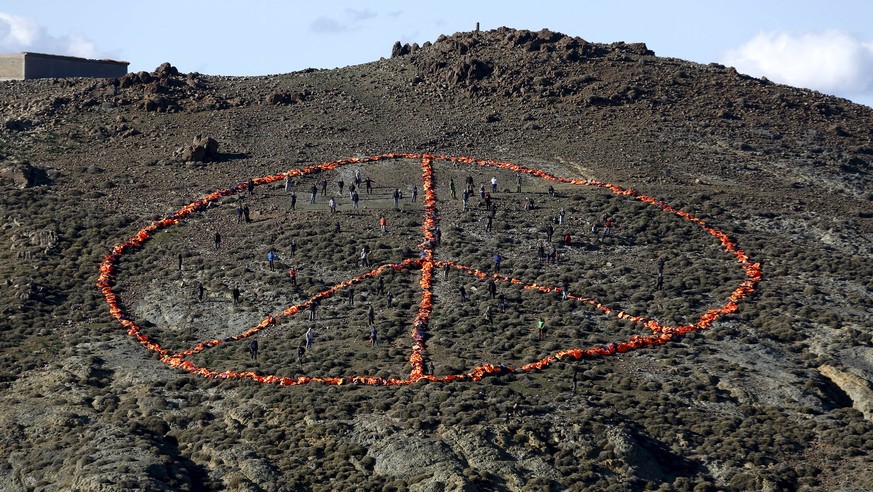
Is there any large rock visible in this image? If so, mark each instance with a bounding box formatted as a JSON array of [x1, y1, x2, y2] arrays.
[[265, 91, 307, 105], [153, 62, 179, 78], [0, 161, 48, 188], [819, 364, 873, 420], [176, 134, 220, 162]]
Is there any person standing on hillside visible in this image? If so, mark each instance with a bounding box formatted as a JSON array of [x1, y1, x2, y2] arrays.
[[485, 215, 493, 232], [288, 267, 297, 287], [493, 253, 502, 273], [516, 174, 522, 193], [459, 285, 468, 302], [367, 304, 375, 326], [310, 184, 318, 204], [412, 185, 418, 202], [329, 197, 336, 213], [355, 169, 362, 187], [249, 338, 258, 361], [462, 190, 469, 211], [247, 178, 255, 196], [379, 216, 387, 233], [351, 190, 360, 210], [305, 327, 314, 349], [656, 257, 665, 291], [308, 299, 319, 320], [284, 175, 290, 193], [364, 176, 374, 195], [267, 250, 277, 271], [491, 176, 498, 193], [337, 179, 345, 195], [360, 246, 370, 268], [232, 285, 241, 305], [243, 205, 250, 223], [290, 191, 297, 210], [236, 203, 244, 223], [369, 325, 378, 348], [214, 231, 221, 251], [450, 178, 457, 199], [487, 279, 497, 299], [537, 318, 545, 340], [320, 179, 327, 196], [393, 188, 400, 208], [483, 305, 493, 325]]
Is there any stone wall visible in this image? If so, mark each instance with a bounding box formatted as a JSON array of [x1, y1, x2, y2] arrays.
[[0, 54, 25, 80], [0, 52, 127, 80]]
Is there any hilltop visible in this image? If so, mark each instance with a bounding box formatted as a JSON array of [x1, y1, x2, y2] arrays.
[[0, 27, 871, 491]]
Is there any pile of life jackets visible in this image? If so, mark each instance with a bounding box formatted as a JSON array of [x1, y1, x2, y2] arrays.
[[97, 154, 761, 386]]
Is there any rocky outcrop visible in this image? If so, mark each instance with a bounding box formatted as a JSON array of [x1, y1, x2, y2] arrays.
[[391, 41, 420, 58], [265, 91, 307, 105], [0, 161, 48, 188], [406, 27, 654, 96], [175, 134, 220, 163], [819, 364, 873, 420], [154, 62, 180, 78]]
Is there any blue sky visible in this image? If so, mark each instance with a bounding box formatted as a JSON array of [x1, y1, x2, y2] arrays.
[[2, 1, 872, 107]]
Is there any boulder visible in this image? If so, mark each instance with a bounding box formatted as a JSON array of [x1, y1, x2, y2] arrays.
[[819, 364, 873, 420], [447, 56, 492, 86], [153, 62, 179, 78], [177, 134, 220, 162], [265, 91, 307, 105], [0, 161, 48, 188], [392, 41, 412, 58], [391, 42, 420, 57]]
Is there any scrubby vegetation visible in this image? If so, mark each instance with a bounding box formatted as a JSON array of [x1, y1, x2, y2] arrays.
[[0, 27, 871, 491]]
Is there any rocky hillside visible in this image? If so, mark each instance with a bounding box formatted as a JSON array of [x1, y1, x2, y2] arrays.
[[0, 27, 871, 491]]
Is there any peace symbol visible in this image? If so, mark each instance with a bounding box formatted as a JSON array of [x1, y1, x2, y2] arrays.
[[97, 154, 761, 386]]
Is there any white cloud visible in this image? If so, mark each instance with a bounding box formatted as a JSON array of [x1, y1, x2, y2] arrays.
[[64, 33, 98, 58], [311, 16, 351, 33], [346, 9, 377, 22], [310, 9, 379, 34], [722, 30, 873, 104], [0, 12, 43, 48], [0, 11, 98, 58]]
